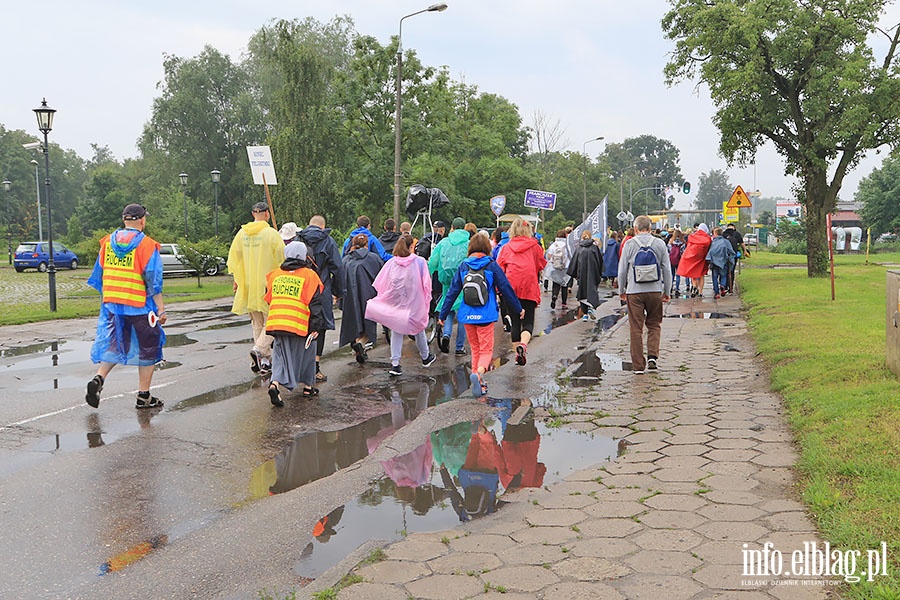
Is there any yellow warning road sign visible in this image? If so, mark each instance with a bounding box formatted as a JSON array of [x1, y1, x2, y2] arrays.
[[722, 202, 739, 223], [726, 185, 752, 209]]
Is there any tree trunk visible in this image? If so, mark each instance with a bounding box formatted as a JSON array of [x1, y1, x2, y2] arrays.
[[803, 168, 830, 277]]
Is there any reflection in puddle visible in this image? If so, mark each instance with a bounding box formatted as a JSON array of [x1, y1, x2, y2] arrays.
[[99, 534, 168, 575], [666, 312, 734, 319], [1, 340, 93, 371], [164, 334, 197, 348], [170, 380, 261, 412], [569, 350, 633, 385], [254, 398, 619, 579]]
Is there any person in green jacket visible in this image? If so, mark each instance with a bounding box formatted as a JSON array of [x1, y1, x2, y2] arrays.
[[429, 217, 470, 355]]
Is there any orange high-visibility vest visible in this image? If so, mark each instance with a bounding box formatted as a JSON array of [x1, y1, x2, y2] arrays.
[[264, 267, 323, 336], [99, 233, 159, 307]]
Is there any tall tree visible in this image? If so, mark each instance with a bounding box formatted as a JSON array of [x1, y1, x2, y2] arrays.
[[857, 154, 900, 235], [663, 0, 900, 276], [694, 169, 732, 211], [140, 45, 265, 235]]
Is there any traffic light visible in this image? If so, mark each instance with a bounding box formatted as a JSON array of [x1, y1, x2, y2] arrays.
[[682, 181, 691, 194], [653, 183, 662, 196]]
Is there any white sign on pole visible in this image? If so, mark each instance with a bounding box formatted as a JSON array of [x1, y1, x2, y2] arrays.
[[246, 146, 278, 185]]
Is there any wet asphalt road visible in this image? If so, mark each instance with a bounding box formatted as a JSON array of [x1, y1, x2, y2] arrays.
[[0, 291, 621, 599]]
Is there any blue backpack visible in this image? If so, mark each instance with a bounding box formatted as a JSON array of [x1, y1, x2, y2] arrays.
[[633, 244, 660, 283]]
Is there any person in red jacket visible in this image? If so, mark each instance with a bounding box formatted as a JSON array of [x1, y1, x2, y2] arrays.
[[496, 218, 547, 366], [676, 223, 713, 297]]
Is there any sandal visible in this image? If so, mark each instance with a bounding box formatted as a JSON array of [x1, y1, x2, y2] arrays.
[[268, 383, 284, 407], [302, 387, 320, 397], [316, 371, 327, 383]]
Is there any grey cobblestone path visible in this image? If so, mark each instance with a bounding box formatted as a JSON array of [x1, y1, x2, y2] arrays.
[[309, 293, 834, 599]]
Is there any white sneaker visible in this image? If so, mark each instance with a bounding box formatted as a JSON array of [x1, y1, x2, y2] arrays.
[[647, 358, 658, 370], [633, 369, 645, 375]]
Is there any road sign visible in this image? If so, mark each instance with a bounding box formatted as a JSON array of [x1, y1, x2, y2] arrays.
[[726, 185, 751, 209], [524, 189, 557, 210], [246, 146, 278, 185], [490, 195, 506, 216], [722, 201, 739, 223]]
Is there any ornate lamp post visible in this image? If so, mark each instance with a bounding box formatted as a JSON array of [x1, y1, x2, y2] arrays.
[[2, 179, 10, 265], [179, 172, 188, 239], [581, 136, 604, 222], [210, 169, 221, 238], [33, 99, 57, 311], [393, 3, 448, 224]]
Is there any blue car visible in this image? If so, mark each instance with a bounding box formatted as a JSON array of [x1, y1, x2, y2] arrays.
[[14, 241, 79, 272]]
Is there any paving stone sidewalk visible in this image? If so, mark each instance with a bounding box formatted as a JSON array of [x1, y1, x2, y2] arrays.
[[315, 293, 833, 600]]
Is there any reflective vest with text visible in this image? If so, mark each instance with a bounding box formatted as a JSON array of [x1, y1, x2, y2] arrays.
[[264, 268, 323, 336]]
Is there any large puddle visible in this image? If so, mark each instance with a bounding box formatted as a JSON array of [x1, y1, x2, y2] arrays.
[[247, 398, 620, 579]]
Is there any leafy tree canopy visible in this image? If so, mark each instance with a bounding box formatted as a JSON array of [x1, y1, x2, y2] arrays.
[[663, 0, 900, 276]]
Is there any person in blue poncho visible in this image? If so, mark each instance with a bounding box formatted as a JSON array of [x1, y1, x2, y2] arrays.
[[85, 204, 167, 410]]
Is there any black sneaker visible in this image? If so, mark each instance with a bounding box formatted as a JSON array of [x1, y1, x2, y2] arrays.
[[389, 364, 403, 377], [439, 335, 450, 354], [268, 384, 284, 407], [85, 375, 103, 408], [503, 315, 512, 332], [249, 349, 262, 373], [351, 342, 368, 364], [647, 357, 658, 370], [455, 348, 468, 356], [135, 393, 163, 409], [258, 361, 272, 376], [550, 300, 556, 310], [422, 353, 437, 367]]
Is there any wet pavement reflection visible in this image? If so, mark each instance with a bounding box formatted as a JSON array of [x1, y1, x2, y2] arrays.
[[287, 398, 618, 578]]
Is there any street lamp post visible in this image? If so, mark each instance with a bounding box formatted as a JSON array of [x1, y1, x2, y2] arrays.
[[33, 98, 57, 312], [2, 179, 11, 265], [210, 169, 221, 238], [179, 172, 188, 239], [581, 136, 604, 222], [393, 3, 448, 225], [31, 160, 42, 242]]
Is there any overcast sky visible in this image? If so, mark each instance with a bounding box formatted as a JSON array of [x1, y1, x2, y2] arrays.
[[2, 0, 897, 211]]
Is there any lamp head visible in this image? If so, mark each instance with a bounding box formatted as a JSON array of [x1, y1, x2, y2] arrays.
[[2, 180, 10, 192], [427, 3, 448, 11], [31, 160, 38, 166], [33, 98, 56, 134], [210, 169, 221, 184], [179, 172, 188, 186]]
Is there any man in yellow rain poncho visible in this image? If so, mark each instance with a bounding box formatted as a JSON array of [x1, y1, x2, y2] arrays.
[[227, 201, 285, 375]]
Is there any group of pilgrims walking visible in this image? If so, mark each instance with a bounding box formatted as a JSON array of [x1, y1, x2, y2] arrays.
[[83, 199, 748, 412]]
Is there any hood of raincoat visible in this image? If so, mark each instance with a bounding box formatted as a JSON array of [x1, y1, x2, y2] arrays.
[[241, 221, 273, 236], [503, 235, 540, 255], [110, 228, 146, 259], [298, 225, 332, 245], [579, 238, 595, 248], [463, 254, 492, 270]]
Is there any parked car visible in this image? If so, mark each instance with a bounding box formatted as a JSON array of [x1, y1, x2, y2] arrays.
[[159, 243, 226, 276], [14, 241, 79, 272], [744, 233, 758, 247]]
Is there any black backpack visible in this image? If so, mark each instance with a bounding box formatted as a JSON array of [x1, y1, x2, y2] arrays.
[[415, 235, 433, 259], [462, 265, 489, 306]]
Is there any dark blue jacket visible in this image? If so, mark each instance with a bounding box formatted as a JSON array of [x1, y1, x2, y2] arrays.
[[439, 254, 522, 325], [341, 227, 393, 262]]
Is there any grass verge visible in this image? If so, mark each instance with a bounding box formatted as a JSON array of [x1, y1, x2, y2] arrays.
[[0, 267, 233, 326], [740, 253, 900, 598]]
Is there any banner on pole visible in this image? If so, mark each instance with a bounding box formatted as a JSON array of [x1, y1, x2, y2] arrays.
[[247, 146, 278, 185], [567, 196, 608, 258]]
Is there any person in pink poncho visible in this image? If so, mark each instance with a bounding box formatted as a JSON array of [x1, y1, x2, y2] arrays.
[[365, 235, 438, 377]]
